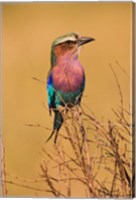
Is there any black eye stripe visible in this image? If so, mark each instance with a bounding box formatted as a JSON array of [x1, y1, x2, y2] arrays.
[[67, 40, 71, 44], [66, 40, 77, 45], [55, 40, 77, 47]]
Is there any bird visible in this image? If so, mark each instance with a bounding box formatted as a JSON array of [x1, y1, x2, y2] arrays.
[[46, 32, 95, 143]]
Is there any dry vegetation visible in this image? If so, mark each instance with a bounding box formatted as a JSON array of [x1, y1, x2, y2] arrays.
[[40, 105, 134, 198], [39, 63, 134, 198], [1, 62, 135, 197]]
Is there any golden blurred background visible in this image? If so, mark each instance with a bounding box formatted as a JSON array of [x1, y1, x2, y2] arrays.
[[2, 2, 132, 197]]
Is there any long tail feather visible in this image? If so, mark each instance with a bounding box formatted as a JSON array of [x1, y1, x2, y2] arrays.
[[54, 111, 63, 131], [53, 112, 63, 143], [46, 111, 63, 143], [54, 131, 59, 144], [45, 130, 55, 143], [45, 130, 59, 144]]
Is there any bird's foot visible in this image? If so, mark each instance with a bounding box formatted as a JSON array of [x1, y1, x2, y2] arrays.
[[58, 105, 65, 113], [58, 105, 71, 121]]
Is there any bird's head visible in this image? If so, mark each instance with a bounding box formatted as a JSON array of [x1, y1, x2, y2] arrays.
[[51, 32, 95, 67]]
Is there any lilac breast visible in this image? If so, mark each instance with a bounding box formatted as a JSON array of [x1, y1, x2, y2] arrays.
[[52, 61, 85, 93]]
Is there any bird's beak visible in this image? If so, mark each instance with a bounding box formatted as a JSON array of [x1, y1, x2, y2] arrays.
[[78, 37, 95, 46]]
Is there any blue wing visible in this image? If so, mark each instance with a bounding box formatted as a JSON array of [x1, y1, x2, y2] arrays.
[[47, 73, 55, 114]]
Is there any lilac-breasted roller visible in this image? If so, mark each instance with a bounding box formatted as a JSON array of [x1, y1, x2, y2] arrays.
[[46, 32, 95, 143]]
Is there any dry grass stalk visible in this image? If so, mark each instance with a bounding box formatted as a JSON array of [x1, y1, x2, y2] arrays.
[[0, 133, 7, 196]]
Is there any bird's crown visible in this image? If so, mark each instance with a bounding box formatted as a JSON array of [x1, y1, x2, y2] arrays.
[[52, 32, 79, 47]]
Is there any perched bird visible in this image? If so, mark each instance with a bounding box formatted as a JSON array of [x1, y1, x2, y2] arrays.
[[46, 32, 95, 143]]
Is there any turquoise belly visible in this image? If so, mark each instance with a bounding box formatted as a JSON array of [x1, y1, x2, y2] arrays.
[[55, 90, 82, 107]]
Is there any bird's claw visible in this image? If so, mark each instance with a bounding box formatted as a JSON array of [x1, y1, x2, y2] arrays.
[[58, 105, 65, 113]]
